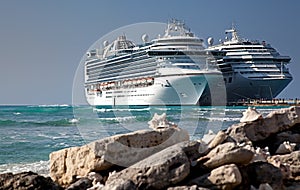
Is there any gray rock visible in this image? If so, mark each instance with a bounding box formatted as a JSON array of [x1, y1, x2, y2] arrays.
[[50, 127, 189, 186], [0, 171, 62, 190], [101, 178, 136, 190], [242, 162, 283, 190], [275, 141, 296, 154], [105, 141, 197, 190], [188, 164, 242, 190], [66, 177, 92, 190]]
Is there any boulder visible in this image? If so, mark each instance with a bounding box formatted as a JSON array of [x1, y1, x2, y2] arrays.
[[66, 177, 92, 190], [105, 141, 200, 190], [50, 127, 189, 186], [228, 107, 300, 143], [240, 107, 263, 123], [198, 142, 254, 169], [241, 162, 283, 190], [207, 130, 227, 149], [0, 171, 62, 190], [101, 178, 137, 190], [267, 150, 300, 180], [275, 141, 296, 154], [226, 122, 252, 145], [188, 164, 242, 190], [148, 112, 177, 130]]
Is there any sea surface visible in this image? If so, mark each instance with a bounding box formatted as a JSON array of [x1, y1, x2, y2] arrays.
[[0, 105, 287, 176]]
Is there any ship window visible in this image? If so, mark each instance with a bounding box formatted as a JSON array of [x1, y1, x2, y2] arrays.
[[224, 78, 227, 83], [228, 77, 232, 83]]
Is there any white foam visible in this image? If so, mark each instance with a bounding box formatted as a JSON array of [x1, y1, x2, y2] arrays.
[[69, 118, 79, 124], [93, 107, 150, 113], [98, 116, 136, 122], [0, 160, 49, 176]]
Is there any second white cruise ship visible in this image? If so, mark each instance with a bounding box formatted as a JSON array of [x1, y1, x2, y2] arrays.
[[84, 20, 222, 106], [205, 26, 293, 104]]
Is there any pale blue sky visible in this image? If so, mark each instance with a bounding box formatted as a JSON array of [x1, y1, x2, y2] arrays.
[[0, 0, 299, 105]]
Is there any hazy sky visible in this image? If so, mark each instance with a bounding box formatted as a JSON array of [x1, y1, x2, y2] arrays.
[[0, 0, 299, 105]]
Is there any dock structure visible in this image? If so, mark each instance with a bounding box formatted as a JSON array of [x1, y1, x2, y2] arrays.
[[229, 98, 300, 107]]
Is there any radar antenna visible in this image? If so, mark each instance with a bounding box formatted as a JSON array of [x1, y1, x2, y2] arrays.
[[225, 22, 240, 42]]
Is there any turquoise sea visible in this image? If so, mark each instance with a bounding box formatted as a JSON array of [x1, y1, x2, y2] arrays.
[[0, 105, 287, 176]]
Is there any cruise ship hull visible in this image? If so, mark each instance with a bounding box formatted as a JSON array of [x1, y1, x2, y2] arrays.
[[226, 73, 292, 103], [86, 74, 208, 106]]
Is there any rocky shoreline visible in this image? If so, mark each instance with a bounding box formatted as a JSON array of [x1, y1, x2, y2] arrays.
[[1, 107, 300, 189]]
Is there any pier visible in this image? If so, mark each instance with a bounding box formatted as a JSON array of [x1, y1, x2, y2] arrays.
[[229, 98, 300, 107]]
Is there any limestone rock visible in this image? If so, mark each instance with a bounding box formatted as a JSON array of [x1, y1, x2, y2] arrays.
[[148, 113, 177, 130], [268, 151, 300, 180], [0, 171, 62, 190], [189, 164, 242, 190], [105, 141, 197, 190], [228, 107, 300, 143], [240, 107, 263, 123], [207, 130, 227, 149], [50, 127, 189, 186], [199, 142, 254, 169], [226, 122, 252, 145]]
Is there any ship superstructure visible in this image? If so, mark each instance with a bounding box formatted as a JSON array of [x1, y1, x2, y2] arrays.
[[84, 20, 221, 106]]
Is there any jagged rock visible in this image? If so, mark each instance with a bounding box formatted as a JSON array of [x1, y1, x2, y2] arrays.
[[101, 178, 136, 190], [66, 177, 92, 190], [251, 147, 270, 162], [207, 130, 227, 149], [105, 141, 199, 190], [226, 122, 252, 145], [87, 172, 103, 186], [50, 127, 189, 186], [188, 164, 242, 190], [273, 131, 300, 152], [250, 183, 273, 190], [268, 151, 300, 180], [198, 142, 254, 169], [0, 171, 62, 190], [148, 113, 177, 130], [228, 107, 300, 143], [240, 107, 263, 123], [242, 162, 283, 190], [275, 141, 296, 154]]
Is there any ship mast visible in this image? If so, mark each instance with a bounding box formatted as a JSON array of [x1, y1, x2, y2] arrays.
[[225, 23, 240, 42]]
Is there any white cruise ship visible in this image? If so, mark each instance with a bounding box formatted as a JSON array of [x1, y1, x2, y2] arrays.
[[84, 20, 221, 106], [205, 27, 293, 104]]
